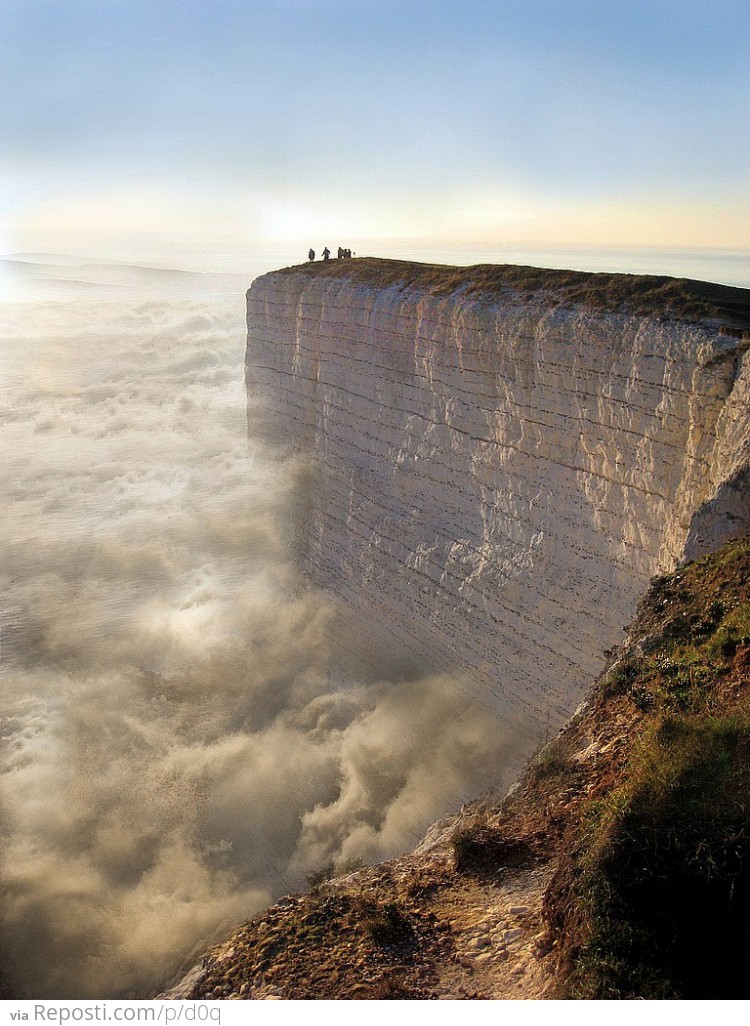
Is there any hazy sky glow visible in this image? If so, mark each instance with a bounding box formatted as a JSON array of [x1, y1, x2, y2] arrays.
[[2, 0, 749, 266]]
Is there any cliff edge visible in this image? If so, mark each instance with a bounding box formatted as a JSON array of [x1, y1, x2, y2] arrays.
[[246, 258, 750, 784]]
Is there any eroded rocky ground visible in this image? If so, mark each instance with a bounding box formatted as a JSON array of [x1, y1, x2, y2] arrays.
[[163, 844, 555, 1000]]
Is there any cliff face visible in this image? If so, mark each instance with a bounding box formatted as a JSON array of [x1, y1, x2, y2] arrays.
[[246, 260, 750, 779]]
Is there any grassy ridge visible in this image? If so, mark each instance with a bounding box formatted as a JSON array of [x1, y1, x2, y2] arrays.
[[267, 257, 750, 330]]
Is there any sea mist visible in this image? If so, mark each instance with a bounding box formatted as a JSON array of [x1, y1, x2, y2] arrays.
[[0, 267, 508, 998]]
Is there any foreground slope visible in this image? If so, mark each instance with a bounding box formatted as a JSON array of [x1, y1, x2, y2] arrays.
[[172, 534, 750, 1000]]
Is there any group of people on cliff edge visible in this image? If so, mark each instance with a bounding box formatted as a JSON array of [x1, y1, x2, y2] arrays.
[[307, 246, 354, 262]]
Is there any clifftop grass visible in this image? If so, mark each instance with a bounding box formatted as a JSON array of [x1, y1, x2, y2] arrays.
[[266, 257, 750, 332]]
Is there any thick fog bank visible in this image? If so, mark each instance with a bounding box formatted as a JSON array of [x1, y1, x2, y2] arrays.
[[0, 273, 509, 998]]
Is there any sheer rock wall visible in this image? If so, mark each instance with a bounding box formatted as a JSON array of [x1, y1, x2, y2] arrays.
[[246, 266, 749, 769]]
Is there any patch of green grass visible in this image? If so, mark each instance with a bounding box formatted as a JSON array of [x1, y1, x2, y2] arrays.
[[551, 538, 750, 999], [705, 605, 750, 664], [610, 590, 750, 715], [569, 708, 750, 998], [603, 656, 643, 699]]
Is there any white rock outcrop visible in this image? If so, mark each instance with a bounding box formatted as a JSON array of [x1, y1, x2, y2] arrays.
[[246, 265, 749, 778]]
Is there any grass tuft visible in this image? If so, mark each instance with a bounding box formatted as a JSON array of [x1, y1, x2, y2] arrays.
[[451, 816, 534, 874], [362, 902, 415, 949]]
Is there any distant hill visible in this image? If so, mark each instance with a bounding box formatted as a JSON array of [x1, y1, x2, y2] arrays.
[[1, 256, 249, 296], [6, 252, 120, 266]]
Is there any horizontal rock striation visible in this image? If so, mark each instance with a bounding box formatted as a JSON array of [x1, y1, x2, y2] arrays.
[[246, 260, 750, 778]]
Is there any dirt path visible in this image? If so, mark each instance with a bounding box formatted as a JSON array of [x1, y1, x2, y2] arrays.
[[163, 836, 556, 1001]]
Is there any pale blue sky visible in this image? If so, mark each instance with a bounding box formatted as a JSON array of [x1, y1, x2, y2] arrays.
[[2, 0, 748, 264]]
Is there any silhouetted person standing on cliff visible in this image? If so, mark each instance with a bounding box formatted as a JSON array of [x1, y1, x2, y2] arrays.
[[322, 247, 331, 261], [308, 248, 315, 261]]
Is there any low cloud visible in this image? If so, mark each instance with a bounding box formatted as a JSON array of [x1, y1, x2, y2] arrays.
[[0, 278, 510, 998]]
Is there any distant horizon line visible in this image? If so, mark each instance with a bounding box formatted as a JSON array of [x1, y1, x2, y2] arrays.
[[3, 245, 749, 292]]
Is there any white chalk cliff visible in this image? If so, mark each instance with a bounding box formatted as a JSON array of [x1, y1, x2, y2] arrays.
[[246, 261, 750, 782]]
